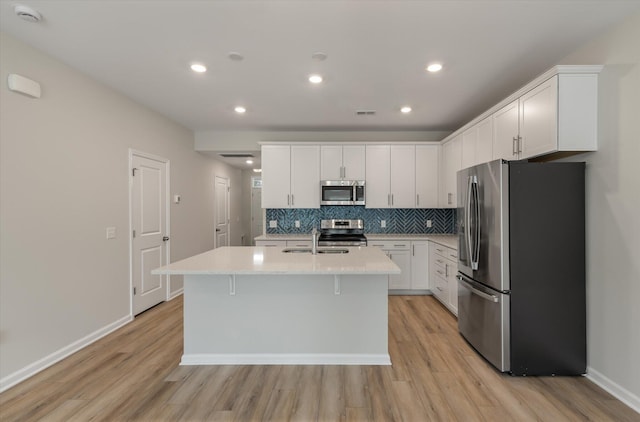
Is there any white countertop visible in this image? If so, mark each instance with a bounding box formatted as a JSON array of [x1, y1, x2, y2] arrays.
[[255, 233, 457, 250], [152, 246, 401, 276]]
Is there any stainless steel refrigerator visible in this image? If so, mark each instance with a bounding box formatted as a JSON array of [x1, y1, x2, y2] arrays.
[[456, 159, 586, 376]]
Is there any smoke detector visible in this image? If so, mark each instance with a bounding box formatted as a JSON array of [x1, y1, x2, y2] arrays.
[[14, 5, 42, 22]]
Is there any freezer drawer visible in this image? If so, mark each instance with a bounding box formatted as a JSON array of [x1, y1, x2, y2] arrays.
[[457, 273, 510, 372]]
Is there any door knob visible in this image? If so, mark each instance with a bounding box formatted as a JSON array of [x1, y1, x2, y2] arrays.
[[162, 236, 170, 241], [216, 228, 221, 232]]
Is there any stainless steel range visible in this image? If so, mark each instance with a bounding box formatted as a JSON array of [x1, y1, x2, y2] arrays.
[[317, 219, 367, 246]]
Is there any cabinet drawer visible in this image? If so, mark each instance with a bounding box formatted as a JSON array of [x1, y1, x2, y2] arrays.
[[256, 240, 286, 247], [286, 240, 312, 248], [368, 240, 410, 250], [433, 244, 458, 261], [432, 274, 448, 302]]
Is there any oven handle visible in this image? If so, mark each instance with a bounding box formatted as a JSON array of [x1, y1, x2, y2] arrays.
[[457, 275, 499, 303]]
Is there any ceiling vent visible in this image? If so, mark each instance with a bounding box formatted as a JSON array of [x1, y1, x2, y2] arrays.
[[356, 110, 376, 116], [14, 5, 42, 22], [218, 153, 255, 158]]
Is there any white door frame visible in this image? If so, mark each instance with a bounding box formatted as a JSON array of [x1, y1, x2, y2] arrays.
[[214, 175, 230, 248], [128, 149, 171, 316]]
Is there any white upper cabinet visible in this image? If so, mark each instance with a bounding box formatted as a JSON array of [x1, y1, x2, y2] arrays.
[[261, 145, 291, 209], [291, 145, 321, 208], [366, 145, 416, 208], [440, 135, 462, 208], [415, 145, 439, 208], [476, 116, 494, 165], [320, 144, 365, 180], [261, 144, 320, 209], [365, 145, 391, 208], [492, 69, 600, 161], [461, 126, 477, 170], [493, 99, 520, 161], [390, 145, 416, 208]]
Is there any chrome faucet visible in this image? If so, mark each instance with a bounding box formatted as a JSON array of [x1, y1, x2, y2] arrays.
[[311, 227, 318, 255]]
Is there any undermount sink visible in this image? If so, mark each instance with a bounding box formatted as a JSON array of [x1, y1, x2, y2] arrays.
[[282, 248, 349, 254]]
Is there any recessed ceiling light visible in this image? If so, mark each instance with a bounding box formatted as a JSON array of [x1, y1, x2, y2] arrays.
[[14, 5, 42, 22], [400, 106, 412, 113], [426, 63, 443, 73], [228, 52, 244, 61], [309, 74, 323, 84], [311, 52, 327, 61], [190, 63, 207, 73], [234, 106, 247, 114], [246, 159, 253, 164]]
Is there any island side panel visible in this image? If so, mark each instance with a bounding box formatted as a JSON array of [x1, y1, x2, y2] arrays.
[[182, 274, 390, 365]]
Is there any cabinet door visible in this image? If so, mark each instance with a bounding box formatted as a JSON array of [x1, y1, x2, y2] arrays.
[[390, 145, 416, 208], [446, 258, 458, 315], [388, 249, 411, 290], [411, 241, 430, 290], [415, 145, 439, 208], [290, 145, 320, 208], [492, 99, 520, 161], [261, 145, 291, 208], [365, 145, 391, 208], [461, 126, 477, 169], [520, 76, 558, 159], [440, 135, 462, 207], [320, 145, 343, 180], [476, 116, 494, 165], [342, 145, 366, 180]]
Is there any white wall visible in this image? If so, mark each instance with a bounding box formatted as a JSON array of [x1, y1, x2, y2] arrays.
[[559, 14, 640, 410], [0, 32, 242, 388]]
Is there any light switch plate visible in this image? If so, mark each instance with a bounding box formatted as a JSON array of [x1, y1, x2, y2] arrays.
[[269, 220, 278, 228], [295, 220, 300, 228], [106, 227, 116, 239], [380, 220, 386, 228], [426, 220, 432, 228]]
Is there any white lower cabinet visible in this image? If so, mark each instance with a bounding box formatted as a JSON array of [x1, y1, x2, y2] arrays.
[[368, 240, 411, 291], [429, 242, 458, 315], [410, 241, 430, 290]]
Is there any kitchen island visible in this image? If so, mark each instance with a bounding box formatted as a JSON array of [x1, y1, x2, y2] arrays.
[[152, 246, 400, 366]]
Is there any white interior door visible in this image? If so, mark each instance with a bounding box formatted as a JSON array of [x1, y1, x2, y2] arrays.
[[215, 176, 229, 248], [251, 178, 263, 245], [131, 152, 169, 315]]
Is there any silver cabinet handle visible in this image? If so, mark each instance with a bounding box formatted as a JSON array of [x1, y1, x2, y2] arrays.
[[513, 136, 518, 155], [387, 194, 391, 206], [287, 194, 291, 206], [162, 236, 170, 241], [517, 135, 523, 153], [448, 193, 452, 205], [416, 194, 420, 207], [391, 194, 394, 206], [291, 194, 294, 206]]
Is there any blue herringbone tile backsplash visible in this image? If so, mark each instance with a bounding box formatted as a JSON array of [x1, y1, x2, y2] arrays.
[[265, 207, 455, 234]]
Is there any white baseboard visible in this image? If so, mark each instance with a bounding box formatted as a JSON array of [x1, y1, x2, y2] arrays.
[[586, 366, 640, 414], [181, 353, 392, 366], [0, 314, 132, 393]]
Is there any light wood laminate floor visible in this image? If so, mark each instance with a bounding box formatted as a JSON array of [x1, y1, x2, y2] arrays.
[[1, 295, 638, 421]]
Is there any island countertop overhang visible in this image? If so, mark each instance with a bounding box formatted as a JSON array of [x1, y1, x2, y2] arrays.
[[152, 246, 401, 276]]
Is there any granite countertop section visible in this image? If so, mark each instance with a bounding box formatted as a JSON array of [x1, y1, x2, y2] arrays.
[[256, 233, 457, 249], [152, 246, 400, 276], [366, 234, 458, 250], [254, 234, 312, 241]]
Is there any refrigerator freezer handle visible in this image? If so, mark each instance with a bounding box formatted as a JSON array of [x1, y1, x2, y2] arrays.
[[457, 275, 499, 303]]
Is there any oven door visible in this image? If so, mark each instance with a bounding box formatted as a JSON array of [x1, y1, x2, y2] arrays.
[[457, 272, 510, 372]]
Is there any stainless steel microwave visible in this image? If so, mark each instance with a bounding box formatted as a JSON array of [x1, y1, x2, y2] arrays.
[[320, 180, 365, 206]]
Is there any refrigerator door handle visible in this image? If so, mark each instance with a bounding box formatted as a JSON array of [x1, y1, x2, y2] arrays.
[[468, 175, 480, 270], [465, 175, 473, 269], [458, 276, 499, 303]]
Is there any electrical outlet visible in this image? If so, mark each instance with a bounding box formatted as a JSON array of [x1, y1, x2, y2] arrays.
[[295, 220, 300, 228], [269, 220, 277, 228], [426, 220, 432, 228], [380, 220, 386, 228]]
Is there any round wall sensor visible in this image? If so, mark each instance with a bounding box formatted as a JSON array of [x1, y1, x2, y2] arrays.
[[15, 5, 42, 22]]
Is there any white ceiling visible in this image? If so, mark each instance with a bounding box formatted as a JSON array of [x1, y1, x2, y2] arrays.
[[2, 1, 639, 162]]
